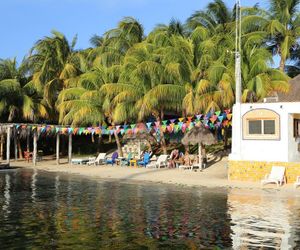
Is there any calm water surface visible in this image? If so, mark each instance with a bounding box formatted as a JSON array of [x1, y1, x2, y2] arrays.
[[0, 169, 300, 249]]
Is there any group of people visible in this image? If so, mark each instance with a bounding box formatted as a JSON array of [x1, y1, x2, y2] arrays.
[[135, 147, 207, 169], [168, 148, 207, 168]]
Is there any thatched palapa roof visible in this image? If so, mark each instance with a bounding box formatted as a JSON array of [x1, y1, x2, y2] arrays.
[[181, 126, 217, 146], [278, 74, 300, 102]]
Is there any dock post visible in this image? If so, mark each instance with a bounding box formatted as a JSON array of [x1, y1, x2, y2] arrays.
[[14, 126, 17, 161], [6, 126, 11, 165]]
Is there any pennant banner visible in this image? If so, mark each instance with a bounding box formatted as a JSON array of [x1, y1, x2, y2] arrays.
[[13, 110, 232, 136]]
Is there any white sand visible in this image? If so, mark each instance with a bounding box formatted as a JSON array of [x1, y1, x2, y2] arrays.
[[10, 156, 300, 195]]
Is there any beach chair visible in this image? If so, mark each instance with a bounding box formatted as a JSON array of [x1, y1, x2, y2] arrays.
[[146, 155, 169, 169], [138, 153, 150, 167], [178, 155, 192, 170], [178, 164, 192, 170], [87, 153, 107, 166], [261, 166, 286, 187], [106, 152, 118, 166], [294, 176, 300, 189], [71, 158, 89, 165], [121, 153, 133, 166]]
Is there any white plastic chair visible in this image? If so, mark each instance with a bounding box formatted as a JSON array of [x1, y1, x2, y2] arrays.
[[178, 164, 191, 170], [71, 158, 88, 165], [294, 176, 300, 189], [261, 166, 286, 187], [146, 155, 169, 169], [87, 153, 107, 166]]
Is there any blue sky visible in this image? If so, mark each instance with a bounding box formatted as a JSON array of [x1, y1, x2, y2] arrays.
[[0, 0, 266, 61]]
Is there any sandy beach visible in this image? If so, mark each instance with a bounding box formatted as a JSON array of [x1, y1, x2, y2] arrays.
[[9, 156, 300, 194]]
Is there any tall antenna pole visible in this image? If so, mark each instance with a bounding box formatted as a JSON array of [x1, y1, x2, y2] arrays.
[[230, 0, 242, 161], [235, 0, 242, 104]]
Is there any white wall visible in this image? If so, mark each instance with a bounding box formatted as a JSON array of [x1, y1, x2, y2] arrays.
[[230, 102, 300, 163], [288, 114, 300, 162]]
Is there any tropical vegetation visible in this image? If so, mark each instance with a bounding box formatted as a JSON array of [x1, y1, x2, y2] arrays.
[[1, 0, 299, 155]]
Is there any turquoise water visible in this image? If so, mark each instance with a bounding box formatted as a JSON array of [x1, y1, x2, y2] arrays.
[[0, 169, 300, 249]]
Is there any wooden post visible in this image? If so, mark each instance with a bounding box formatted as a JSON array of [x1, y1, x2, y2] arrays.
[[33, 129, 37, 166], [56, 133, 60, 165], [68, 133, 72, 163], [14, 127, 17, 161], [198, 143, 202, 170], [6, 126, 11, 165]]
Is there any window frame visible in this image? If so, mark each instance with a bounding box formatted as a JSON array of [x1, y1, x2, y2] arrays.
[[243, 109, 280, 140], [247, 119, 276, 136]]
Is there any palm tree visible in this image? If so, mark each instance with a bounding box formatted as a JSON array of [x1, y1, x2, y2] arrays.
[[0, 58, 48, 159], [56, 52, 106, 126], [89, 35, 104, 47], [150, 18, 187, 39], [114, 35, 194, 153], [268, 0, 300, 71], [0, 58, 47, 122], [243, 0, 300, 72], [187, 0, 234, 31], [97, 17, 144, 68], [27, 30, 79, 119], [190, 32, 290, 113]]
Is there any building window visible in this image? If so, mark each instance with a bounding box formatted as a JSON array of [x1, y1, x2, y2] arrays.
[[243, 109, 280, 140], [249, 120, 262, 134], [248, 120, 275, 135], [263, 120, 275, 134]]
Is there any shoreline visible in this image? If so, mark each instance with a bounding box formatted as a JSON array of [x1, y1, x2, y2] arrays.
[[10, 157, 300, 196]]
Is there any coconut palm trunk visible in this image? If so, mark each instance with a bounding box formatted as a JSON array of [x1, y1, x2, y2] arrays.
[[279, 56, 286, 72], [17, 138, 23, 159], [113, 131, 123, 157], [155, 110, 167, 154]]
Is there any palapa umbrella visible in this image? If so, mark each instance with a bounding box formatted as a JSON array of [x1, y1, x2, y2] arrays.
[[181, 126, 217, 167]]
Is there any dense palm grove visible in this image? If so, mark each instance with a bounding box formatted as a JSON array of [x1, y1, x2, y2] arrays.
[[0, 0, 299, 154]]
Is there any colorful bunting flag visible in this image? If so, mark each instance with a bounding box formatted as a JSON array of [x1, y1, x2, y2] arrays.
[[10, 110, 232, 137]]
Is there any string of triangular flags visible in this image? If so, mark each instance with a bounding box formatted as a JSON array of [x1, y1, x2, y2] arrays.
[[14, 110, 232, 136]]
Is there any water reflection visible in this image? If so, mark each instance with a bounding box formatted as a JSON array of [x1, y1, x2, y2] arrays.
[[228, 189, 300, 249], [3, 174, 11, 217], [0, 169, 299, 249], [31, 169, 37, 202]]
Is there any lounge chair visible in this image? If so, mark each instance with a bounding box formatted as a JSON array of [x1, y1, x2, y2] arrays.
[[87, 153, 107, 166], [71, 158, 89, 165], [106, 152, 118, 166], [178, 164, 191, 170], [138, 153, 150, 167], [146, 155, 169, 169], [294, 176, 300, 189], [178, 155, 192, 170], [261, 166, 286, 187]]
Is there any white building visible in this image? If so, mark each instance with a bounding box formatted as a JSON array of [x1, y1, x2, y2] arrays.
[[228, 75, 300, 183]]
